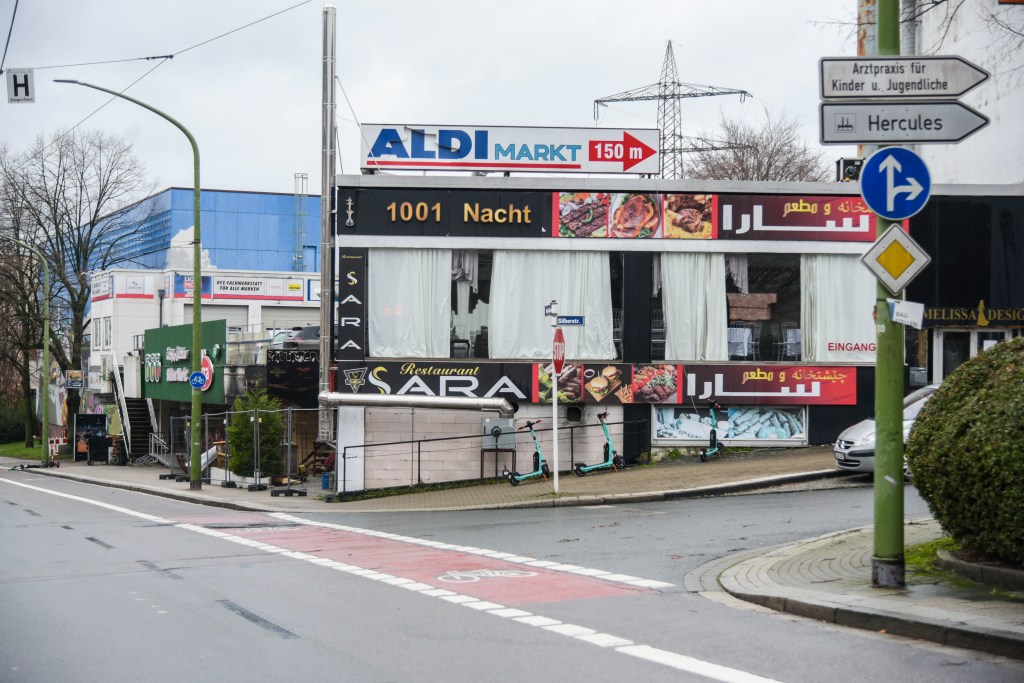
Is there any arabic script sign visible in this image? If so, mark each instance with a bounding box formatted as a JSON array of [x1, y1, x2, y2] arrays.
[[685, 365, 856, 406], [718, 195, 882, 242]]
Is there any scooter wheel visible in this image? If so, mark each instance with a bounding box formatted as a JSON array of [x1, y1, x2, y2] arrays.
[[612, 456, 624, 469], [699, 449, 708, 463], [542, 463, 551, 476], [509, 473, 521, 486], [574, 464, 586, 477]]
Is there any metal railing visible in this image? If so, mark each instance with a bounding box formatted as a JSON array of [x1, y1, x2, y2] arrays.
[[336, 418, 649, 495], [108, 349, 131, 454]]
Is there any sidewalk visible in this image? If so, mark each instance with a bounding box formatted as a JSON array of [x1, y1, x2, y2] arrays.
[[4, 447, 1022, 661]]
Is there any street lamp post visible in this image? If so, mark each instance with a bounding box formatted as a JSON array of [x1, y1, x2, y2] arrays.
[[1, 236, 49, 463], [55, 79, 204, 490]]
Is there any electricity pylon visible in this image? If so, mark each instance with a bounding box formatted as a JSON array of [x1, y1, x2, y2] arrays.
[[594, 41, 750, 179]]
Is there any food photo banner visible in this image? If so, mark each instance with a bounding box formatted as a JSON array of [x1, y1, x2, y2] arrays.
[[341, 188, 890, 242]]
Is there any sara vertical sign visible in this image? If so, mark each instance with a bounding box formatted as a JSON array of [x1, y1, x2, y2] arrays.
[[337, 248, 366, 361]]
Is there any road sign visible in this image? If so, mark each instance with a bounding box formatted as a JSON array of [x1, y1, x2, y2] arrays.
[[860, 147, 931, 220], [6, 68, 34, 103], [820, 101, 989, 145], [862, 224, 932, 295], [587, 132, 658, 171], [552, 328, 566, 375], [820, 56, 989, 99], [189, 371, 207, 390], [556, 315, 585, 326]]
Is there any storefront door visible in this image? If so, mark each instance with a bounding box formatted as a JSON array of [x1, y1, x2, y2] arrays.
[[933, 328, 1012, 379]]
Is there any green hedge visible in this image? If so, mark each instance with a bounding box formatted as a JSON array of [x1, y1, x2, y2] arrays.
[[906, 337, 1024, 565], [0, 404, 26, 443]]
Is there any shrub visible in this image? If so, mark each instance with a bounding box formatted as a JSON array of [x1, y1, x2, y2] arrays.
[[906, 337, 1024, 565], [0, 403, 26, 443], [227, 389, 285, 478]]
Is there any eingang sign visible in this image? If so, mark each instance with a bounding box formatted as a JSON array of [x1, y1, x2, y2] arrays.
[[360, 125, 659, 174]]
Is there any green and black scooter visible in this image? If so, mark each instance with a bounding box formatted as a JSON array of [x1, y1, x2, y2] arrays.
[[574, 411, 624, 476], [503, 419, 550, 486]]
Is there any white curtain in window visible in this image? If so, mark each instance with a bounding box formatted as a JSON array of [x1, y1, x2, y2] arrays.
[[368, 248, 452, 357], [490, 251, 614, 359], [801, 254, 876, 362], [726, 254, 749, 294], [662, 253, 728, 361]]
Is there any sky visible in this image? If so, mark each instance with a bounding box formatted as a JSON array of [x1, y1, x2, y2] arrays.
[[1, 1, 860, 197]]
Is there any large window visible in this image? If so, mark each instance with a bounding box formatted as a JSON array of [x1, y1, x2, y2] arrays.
[[725, 254, 801, 361], [368, 248, 615, 360]]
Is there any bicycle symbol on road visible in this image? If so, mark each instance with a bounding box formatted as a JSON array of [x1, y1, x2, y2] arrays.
[[437, 569, 539, 583]]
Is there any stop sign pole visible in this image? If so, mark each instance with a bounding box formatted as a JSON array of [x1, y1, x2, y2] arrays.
[[547, 300, 562, 493]]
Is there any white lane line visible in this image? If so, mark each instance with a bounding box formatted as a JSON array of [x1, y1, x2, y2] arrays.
[[268, 512, 676, 589], [617, 645, 781, 683], [4, 476, 778, 682], [0, 478, 174, 523]]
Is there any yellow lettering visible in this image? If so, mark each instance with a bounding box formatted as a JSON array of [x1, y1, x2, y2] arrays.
[[464, 203, 479, 222]]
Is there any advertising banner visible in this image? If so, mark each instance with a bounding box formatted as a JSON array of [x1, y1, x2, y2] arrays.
[[172, 273, 213, 299], [717, 195, 881, 242], [336, 249, 367, 361], [343, 188, 888, 243], [141, 320, 226, 404], [533, 363, 855, 406], [360, 125, 660, 174], [655, 404, 806, 442]]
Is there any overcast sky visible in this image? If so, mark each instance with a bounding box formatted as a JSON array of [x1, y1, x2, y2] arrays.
[[2, 1, 859, 196]]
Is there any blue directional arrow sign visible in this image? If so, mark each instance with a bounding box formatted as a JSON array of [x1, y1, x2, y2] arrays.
[[860, 147, 931, 221], [189, 371, 207, 390]]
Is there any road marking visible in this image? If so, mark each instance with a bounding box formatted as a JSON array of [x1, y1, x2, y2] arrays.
[[0, 475, 779, 683], [267, 512, 675, 589]]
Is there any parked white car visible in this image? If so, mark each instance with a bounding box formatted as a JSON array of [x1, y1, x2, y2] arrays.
[[833, 384, 940, 474]]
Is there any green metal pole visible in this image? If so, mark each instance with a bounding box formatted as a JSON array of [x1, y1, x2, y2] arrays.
[[54, 79, 203, 489], [3, 237, 49, 464], [872, 0, 905, 588]]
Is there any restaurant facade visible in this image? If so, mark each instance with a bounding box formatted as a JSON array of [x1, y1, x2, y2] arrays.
[[301, 173, 1024, 489]]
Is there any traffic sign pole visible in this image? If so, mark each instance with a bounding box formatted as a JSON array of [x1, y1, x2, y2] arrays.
[[872, 0, 905, 590]]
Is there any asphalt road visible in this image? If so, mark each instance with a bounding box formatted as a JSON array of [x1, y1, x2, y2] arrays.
[[2, 471, 1021, 683]]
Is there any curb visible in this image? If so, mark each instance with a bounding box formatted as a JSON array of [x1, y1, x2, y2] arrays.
[[723, 588, 1024, 661], [936, 549, 1024, 592]]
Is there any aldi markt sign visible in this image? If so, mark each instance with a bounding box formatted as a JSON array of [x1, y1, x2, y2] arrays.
[[360, 125, 659, 174], [142, 320, 226, 404]]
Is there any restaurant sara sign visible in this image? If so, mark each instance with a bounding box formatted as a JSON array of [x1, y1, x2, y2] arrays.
[[329, 360, 857, 406]]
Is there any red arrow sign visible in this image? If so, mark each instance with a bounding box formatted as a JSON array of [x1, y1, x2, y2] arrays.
[[552, 328, 565, 375], [588, 132, 658, 171]]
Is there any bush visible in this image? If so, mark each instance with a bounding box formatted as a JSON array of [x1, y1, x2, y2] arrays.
[[906, 337, 1024, 565], [226, 389, 285, 478], [0, 403, 26, 443]]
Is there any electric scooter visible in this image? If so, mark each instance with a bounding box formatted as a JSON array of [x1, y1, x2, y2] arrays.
[[502, 419, 550, 486], [574, 411, 624, 476], [700, 401, 723, 462]]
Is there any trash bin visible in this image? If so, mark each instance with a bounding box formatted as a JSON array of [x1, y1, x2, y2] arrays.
[[322, 472, 331, 490]]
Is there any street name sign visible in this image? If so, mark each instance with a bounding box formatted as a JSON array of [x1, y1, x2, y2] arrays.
[[556, 315, 585, 326], [860, 147, 931, 220], [820, 101, 989, 145], [861, 223, 932, 295], [819, 56, 989, 99]]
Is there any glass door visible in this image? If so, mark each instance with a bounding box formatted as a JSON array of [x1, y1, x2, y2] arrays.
[[933, 328, 1012, 380]]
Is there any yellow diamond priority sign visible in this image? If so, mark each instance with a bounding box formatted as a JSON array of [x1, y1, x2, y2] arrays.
[[861, 224, 931, 295]]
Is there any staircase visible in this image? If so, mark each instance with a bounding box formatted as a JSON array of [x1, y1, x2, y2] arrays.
[[123, 397, 153, 459]]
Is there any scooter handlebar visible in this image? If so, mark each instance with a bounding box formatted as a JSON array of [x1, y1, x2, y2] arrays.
[[518, 419, 542, 431]]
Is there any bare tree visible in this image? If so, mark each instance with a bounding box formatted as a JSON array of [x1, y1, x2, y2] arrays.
[[0, 130, 154, 431], [685, 110, 831, 182], [0, 157, 49, 445]]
